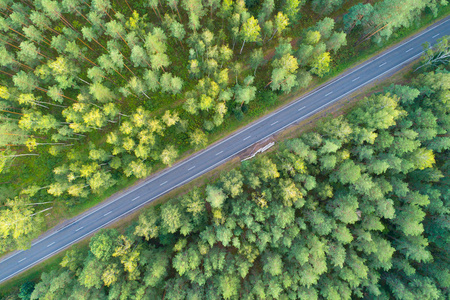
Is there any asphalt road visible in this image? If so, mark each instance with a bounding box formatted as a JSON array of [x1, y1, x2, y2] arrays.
[[1, 17, 450, 284]]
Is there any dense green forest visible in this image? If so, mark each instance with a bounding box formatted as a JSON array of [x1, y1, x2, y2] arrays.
[[0, 0, 447, 255], [4, 40, 449, 299]]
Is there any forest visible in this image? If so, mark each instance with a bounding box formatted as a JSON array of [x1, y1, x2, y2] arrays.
[[0, 0, 447, 256], [3, 36, 450, 299]]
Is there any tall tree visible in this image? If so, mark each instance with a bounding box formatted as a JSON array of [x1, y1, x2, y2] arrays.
[[239, 16, 260, 54]]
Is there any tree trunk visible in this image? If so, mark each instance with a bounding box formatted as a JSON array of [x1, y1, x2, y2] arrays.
[[28, 207, 53, 217], [268, 29, 277, 41], [25, 201, 53, 205], [5, 153, 39, 157], [91, 36, 108, 51], [0, 37, 20, 50], [77, 37, 94, 52], [176, 6, 182, 22], [123, 63, 136, 77], [75, 8, 91, 25], [355, 23, 390, 46], [77, 77, 91, 85], [1, 109, 23, 115], [124, 0, 133, 12], [240, 40, 246, 54], [0, 70, 13, 76]]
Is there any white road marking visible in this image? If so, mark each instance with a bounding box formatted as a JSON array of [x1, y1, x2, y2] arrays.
[[160, 181, 168, 186], [188, 166, 195, 171], [298, 106, 306, 112], [75, 227, 83, 232], [18, 258, 26, 263], [405, 47, 414, 53], [131, 196, 140, 201], [379, 62, 387, 67], [325, 92, 333, 96], [432, 33, 440, 38], [352, 77, 360, 82], [103, 211, 112, 217], [243, 136, 251, 141], [3, 19, 448, 285], [47, 242, 55, 248], [215, 151, 223, 156], [271, 121, 279, 126]]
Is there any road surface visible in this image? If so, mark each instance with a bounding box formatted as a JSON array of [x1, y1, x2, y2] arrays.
[[1, 16, 449, 284]]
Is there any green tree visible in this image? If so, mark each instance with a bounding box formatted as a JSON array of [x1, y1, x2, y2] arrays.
[[134, 207, 160, 240], [416, 36, 450, 71], [305, 30, 321, 45], [283, 0, 303, 23], [312, 17, 335, 39], [206, 185, 227, 208], [263, 252, 283, 276], [240, 16, 260, 54], [270, 12, 289, 40], [131, 45, 150, 67], [310, 52, 331, 77], [89, 228, 119, 261], [17, 41, 39, 66], [13, 71, 37, 93], [124, 160, 151, 178], [218, 274, 241, 299], [89, 82, 116, 103], [189, 128, 207, 149], [169, 19, 186, 45], [332, 160, 362, 185], [0, 197, 44, 248], [327, 192, 360, 224], [78, 257, 105, 289], [88, 170, 116, 193], [326, 31, 347, 52], [160, 145, 178, 166], [270, 53, 299, 93], [249, 48, 266, 76], [258, 0, 275, 23], [235, 76, 257, 106], [220, 169, 243, 198], [343, 3, 374, 33], [18, 281, 35, 300], [160, 202, 183, 233]]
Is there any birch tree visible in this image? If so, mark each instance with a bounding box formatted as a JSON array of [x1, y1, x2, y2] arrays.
[[240, 16, 260, 54]]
